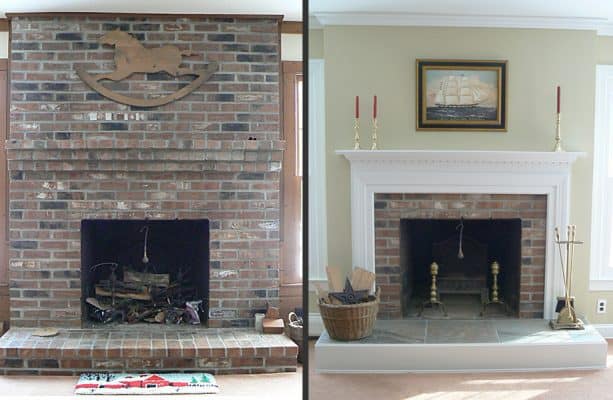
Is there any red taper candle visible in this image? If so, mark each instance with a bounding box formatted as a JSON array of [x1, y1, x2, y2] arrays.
[[373, 95, 377, 119], [355, 96, 359, 119], [556, 86, 560, 114]]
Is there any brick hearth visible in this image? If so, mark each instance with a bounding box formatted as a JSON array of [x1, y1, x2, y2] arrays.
[[0, 327, 297, 375], [374, 193, 547, 319]]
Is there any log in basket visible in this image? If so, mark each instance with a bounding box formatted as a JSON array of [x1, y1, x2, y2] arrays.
[[319, 288, 380, 341]]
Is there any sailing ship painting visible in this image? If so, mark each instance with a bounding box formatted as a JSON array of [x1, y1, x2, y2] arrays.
[[428, 71, 496, 120], [417, 60, 507, 131], [435, 75, 483, 107]]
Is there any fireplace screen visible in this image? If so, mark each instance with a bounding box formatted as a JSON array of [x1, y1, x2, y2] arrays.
[[80, 219, 209, 326]]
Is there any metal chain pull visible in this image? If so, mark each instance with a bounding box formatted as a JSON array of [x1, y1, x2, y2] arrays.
[[456, 217, 465, 259]]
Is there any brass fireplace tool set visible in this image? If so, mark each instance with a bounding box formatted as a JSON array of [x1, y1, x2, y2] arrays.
[[419, 260, 508, 317], [551, 225, 584, 330]]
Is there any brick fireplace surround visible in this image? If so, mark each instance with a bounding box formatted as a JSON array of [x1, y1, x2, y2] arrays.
[[374, 193, 547, 319], [0, 14, 298, 375]]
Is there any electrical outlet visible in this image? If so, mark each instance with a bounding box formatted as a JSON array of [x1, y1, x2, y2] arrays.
[[597, 299, 607, 314]]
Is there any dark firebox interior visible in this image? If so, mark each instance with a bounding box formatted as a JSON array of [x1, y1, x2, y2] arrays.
[[81, 219, 209, 325], [400, 219, 522, 317]]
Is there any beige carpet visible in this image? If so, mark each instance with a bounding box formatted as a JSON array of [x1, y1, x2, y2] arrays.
[[309, 339, 613, 400], [0, 369, 301, 399]]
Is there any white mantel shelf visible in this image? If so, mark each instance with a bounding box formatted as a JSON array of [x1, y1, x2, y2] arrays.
[[336, 150, 585, 171], [337, 149, 585, 320]]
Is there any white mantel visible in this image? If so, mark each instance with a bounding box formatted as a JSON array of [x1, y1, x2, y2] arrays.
[[337, 149, 585, 320]]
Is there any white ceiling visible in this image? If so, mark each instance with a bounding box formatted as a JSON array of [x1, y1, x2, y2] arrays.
[[0, 0, 302, 21], [309, 0, 613, 33]]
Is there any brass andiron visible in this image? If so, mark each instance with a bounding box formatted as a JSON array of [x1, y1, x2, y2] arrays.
[[481, 261, 509, 316], [551, 225, 584, 330], [353, 118, 361, 150], [419, 262, 447, 317], [371, 118, 378, 150]]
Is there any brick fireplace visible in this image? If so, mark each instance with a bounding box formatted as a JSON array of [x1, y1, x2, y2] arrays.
[[0, 14, 298, 375], [8, 14, 283, 329]]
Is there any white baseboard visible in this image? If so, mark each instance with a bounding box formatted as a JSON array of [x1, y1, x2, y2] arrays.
[[309, 313, 324, 337], [593, 324, 613, 338]]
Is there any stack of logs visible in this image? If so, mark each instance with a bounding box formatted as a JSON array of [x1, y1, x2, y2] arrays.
[[86, 267, 202, 325]]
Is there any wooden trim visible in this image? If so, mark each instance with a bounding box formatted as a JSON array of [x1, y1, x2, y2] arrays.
[[281, 21, 303, 34], [280, 60, 303, 286], [0, 60, 7, 287], [5, 12, 283, 20], [0, 19, 8, 32], [282, 61, 302, 74]]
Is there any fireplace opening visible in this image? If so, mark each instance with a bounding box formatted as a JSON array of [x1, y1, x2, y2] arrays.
[[400, 218, 522, 318], [80, 219, 209, 326]]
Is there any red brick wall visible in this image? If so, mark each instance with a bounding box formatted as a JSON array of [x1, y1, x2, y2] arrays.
[[374, 193, 547, 319], [8, 15, 283, 328]]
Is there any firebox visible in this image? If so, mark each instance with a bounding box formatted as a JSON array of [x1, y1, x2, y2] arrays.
[[80, 219, 209, 326], [400, 218, 522, 318]]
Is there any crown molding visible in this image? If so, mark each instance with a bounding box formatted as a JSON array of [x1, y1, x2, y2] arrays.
[[311, 12, 613, 36], [308, 15, 323, 30]]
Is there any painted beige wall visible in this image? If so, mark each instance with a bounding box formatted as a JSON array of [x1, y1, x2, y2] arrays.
[[310, 25, 613, 324], [309, 29, 323, 59], [597, 36, 613, 64]]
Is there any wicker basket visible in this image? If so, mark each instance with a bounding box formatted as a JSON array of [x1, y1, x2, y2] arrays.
[[318, 290, 379, 341], [288, 312, 303, 363]]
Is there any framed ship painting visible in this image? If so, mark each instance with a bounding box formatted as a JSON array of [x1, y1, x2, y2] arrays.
[[416, 59, 507, 131]]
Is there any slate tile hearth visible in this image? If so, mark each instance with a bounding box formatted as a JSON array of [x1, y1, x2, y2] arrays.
[[0, 327, 297, 375], [323, 319, 602, 345]]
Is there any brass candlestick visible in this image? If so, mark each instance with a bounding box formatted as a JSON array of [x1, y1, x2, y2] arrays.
[[553, 113, 563, 152], [419, 262, 447, 317], [353, 118, 360, 150], [551, 225, 584, 330], [371, 118, 378, 150], [481, 261, 508, 316]]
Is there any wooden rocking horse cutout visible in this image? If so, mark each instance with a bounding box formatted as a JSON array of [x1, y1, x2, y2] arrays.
[[76, 29, 218, 107]]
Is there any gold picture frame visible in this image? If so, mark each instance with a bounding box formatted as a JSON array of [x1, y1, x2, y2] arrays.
[[416, 59, 507, 131]]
